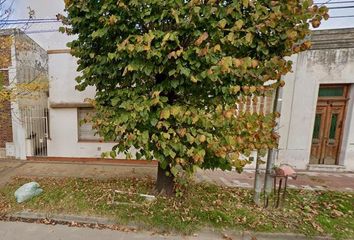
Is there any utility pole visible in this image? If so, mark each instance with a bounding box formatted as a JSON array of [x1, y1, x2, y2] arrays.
[[253, 151, 262, 205], [263, 87, 280, 208]]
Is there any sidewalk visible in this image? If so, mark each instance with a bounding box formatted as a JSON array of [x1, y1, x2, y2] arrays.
[[0, 221, 332, 240], [0, 159, 353, 192], [197, 168, 354, 192]]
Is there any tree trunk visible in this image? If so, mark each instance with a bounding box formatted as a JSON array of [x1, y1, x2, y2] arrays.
[[156, 162, 175, 196]]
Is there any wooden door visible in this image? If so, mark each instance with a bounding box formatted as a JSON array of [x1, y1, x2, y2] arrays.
[[310, 105, 327, 164], [310, 85, 349, 165], [325, 104, 345, 164]]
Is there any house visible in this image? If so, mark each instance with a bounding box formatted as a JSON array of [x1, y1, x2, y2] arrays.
[[0, 29, 48, 160], [2, 24, 354, 171], [277, 28, 354, 171]]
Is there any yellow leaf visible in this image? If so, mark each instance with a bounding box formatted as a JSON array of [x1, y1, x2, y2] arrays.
[[170, 106, 181, 116], [108, 15, 118, 25], [171, 9, 180, 24], [195, 32, 209, 46], [243, 0, 249, 7], [227, 32, 235, 42], [245, 32, 253, 44], [251, 59, 258, 68], [249, 86, 257, 93], [191, 76, 198, 83], [118, 1, 127, 8], [213, 44, 221, 52], [168, 51, 176, 59], [176, 48, 184, 57], [230, 85, 241, 94], [233, 58, 242, 67], [198, 135, 206, 143], [218, 19, 227, 29], [162, 32, 171, 46], [160, 109, 171, 119], [234, 19, 244, 30]]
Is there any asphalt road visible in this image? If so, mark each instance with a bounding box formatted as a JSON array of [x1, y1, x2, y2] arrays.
[[0, 221, 234, 240]]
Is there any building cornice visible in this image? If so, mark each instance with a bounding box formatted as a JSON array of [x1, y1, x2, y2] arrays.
[[50, 102, 93, 108], [310, 28, 354, 50], [47, 49, 71, 55]]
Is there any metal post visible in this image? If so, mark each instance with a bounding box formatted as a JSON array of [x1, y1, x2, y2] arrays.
[[264, 87, 280, 207], [253, 152, 262, 205]]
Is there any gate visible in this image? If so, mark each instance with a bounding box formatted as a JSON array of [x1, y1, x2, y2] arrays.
[[22, 106, 49, 156]]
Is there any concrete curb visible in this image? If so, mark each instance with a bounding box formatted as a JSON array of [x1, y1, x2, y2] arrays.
[[9, 211, 116, 225], [2, 211, 338, 240]]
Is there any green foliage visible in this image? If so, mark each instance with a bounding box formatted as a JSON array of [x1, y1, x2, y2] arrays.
[[63, 0, 328, 175]]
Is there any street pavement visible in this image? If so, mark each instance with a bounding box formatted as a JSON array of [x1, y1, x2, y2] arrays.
[[0, 221, 196, 240], [0, 221, 329, 240]]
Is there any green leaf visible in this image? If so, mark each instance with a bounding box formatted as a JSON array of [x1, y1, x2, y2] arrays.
[[141, 131, 149, 143], [150, 118, 158, 126], [110, 151, 116, 159], [108, 52, 116, 60], [111, 97, 119, 106], [91, 28, 107, 39], [170, 166, 178, 176], [180, 67, 190, 77]]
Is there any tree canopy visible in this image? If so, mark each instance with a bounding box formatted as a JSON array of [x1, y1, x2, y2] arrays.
[[63, 0, 328, 191]]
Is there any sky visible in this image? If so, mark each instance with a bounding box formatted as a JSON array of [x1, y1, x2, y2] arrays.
[[316, 0, 354, 29], [2, 0, 354, 49]]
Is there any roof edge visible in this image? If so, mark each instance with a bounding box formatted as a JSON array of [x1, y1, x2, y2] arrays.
[[310, 28, 354, 50]]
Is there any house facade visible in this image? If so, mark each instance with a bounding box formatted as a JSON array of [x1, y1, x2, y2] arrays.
[[2, 21, 354, 170], [0, 29, 48, 159], [277, 28, 354, 171]]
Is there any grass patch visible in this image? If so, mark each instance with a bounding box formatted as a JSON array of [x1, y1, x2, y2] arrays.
[[0, 177, 353, 239]]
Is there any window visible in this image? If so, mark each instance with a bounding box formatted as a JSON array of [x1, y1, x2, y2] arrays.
[[318, 86, 345, 97], [329, 113, 338, 140], [312, 113, 321, 140], [77, 108, 101, 141]]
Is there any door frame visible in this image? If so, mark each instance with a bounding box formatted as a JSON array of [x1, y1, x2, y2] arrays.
[[310, 84, 350, 165]]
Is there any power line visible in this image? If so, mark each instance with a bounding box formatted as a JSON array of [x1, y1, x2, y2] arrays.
[[330, 14, 354, 18], [24, 29, 60, 34], [0, 21, 60, 25], [0, 18, 58, 22], [318, 0, 333, 6], [1, 21, 60, 26], [327, 5, 354, 9], [315, 0, 354, 4]]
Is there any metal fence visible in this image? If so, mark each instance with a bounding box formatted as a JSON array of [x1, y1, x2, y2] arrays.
[[22, 106, 49, 156]]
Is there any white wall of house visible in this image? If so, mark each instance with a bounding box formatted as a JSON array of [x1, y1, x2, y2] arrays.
[[48, 53, 94, 104], [47, 53, 122, 158]]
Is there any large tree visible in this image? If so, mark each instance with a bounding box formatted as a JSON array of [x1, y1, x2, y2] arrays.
[[63, 0, 327, 195]]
